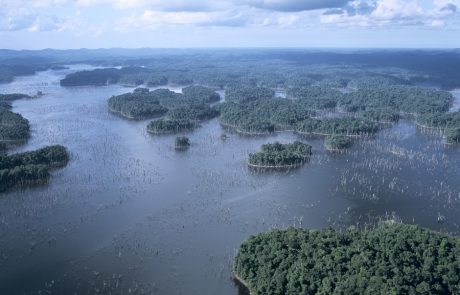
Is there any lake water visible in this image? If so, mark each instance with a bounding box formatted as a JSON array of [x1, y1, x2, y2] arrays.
[[0, 67, 460, 294]]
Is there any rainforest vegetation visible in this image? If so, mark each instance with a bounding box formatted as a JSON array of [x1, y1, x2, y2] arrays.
[[108, 86, 220, 120], [147, 119, 196, 134], [248, 141, 312, 168], [296, 117, 379, 136], [0, 108, 30, 141], [235, 223, 460, 295], [338, 86, 452, 114], [444, 127, 460, 144], [325, 135, 354, 151], [0, 145, 69, 192]]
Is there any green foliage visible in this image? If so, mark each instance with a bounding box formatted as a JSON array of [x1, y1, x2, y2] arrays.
[[235, 224, 460, 295], [219, 98, 313, 133], [248, 141, 312, 167], [0, 145, 69, 192], [359, 108, 399, 123], [287, 86, 342, 110], [0, 93, 31, 101], [444, 127, 460, 144], [325, 135, 353, 150], [339, 86, 452, 114], [348, 75, 409, 89], [147, 119, 196, 134], [60, 67, 153, 86], [0, 108, 30, 141], [417, 112, 460, 129], [167, 104, 219, 121], [225, 86, 275, 103], [109, 85, 221, 120], [297, 117, 379, 136], [182, 85, 220, 103], [108, 89, 171, 119]]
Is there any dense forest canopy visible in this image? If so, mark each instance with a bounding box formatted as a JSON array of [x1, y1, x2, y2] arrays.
[[0, 145, 69, 192], [287, 86, 342, 110], [248, 141, 312, 168], [108, 86, 220, 120], [338, 86, 452, 114], [296, 117, 379, 136], [325, 135, 354, 151], [0, 108, 30, 141], [235, 224, 460, 295], [147, 119, 196, 134]]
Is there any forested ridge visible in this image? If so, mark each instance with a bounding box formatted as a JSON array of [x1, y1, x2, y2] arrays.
[[235, 224, 460, 295]]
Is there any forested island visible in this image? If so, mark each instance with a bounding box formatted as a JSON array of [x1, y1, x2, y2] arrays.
[[248, 141, 312, 169], [234, 223, 460, 295], [296, 117, 379, 137], [108, 86, 220, 121], [147, 119, 196, 134], [0, 145, 69, 192]]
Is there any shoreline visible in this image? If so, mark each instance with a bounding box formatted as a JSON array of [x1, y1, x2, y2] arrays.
[[296, 130, 371, 138], [233, 273, 253, 295], [247, 159, 309, 169]]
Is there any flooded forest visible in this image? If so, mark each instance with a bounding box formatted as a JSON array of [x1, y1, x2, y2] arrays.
[[1, 49, 460, 294]]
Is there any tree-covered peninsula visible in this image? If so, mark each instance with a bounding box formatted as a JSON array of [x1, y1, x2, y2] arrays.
[[248, 141, 312, 169], [0, 108, 30, 142], [0, 145, 69, 192], [235, 223, 460, 295]]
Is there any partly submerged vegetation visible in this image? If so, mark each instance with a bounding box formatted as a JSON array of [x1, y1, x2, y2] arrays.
[[147, 119, 196, 134], [297, 117, 379, 137], [444, 127, 460, 144], [325, 135, 354, 151], [248, 141, 312, 169], [235, 223, 460, 295], [0, 145, 69, 192], [174, 136, 190, 150]]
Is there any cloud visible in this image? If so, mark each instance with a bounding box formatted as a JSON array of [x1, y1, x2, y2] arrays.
[[320, 0, 458, 27], [241, 0, 351, 11], [0, 0, 458, 33], [440, 3, 457, 12]]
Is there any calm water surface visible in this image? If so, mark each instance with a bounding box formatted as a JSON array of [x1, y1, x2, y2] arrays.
[[0, 68, 459, 294]]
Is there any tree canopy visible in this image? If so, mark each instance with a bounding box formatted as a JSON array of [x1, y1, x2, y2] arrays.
[[248, 141, 312, 168], [0, 145, 69, 192], [235, 223, 460, 295]]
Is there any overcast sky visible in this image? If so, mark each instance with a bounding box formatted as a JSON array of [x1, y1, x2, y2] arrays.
[[0, 0, 459, 49]]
